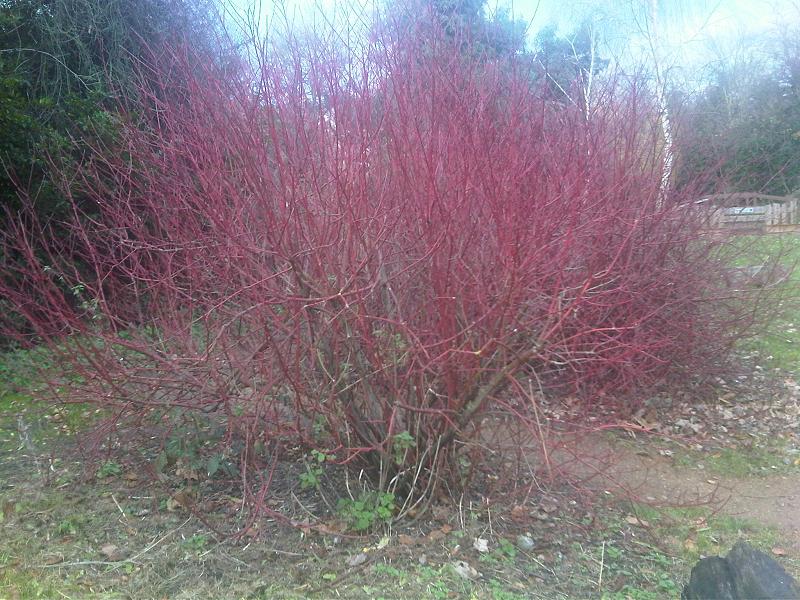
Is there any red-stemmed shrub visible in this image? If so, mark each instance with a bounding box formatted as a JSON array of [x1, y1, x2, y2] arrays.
[[0, 7, 767, 522]]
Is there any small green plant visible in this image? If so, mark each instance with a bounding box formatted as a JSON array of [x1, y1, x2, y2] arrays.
[[498, 537, 517, 560], [299, 449, 333, 490], [181, 533, 209, 554], [391, 430, 415, 465], [488, 579, 525, 600], [338, 492, 396, 531], [96, 461, 122, 479], [373, 563, 406, 581], [152, 420, 236, 479], [55, 516, 80, 536]]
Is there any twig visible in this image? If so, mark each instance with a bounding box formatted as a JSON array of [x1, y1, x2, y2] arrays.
[[111, 494, 129, 523], [597, 541, 605, 592]]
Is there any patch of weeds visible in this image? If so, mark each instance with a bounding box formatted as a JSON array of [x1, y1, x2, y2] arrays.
[[479, 539, 517, 566], [488, 578, 526, 600], [181, 533, 210, 554], [498, 537, 517, 560], [602, 586, 662, 600], [152, 416, 238, 480], [337, 491, 395, 531], [0, 345, 55, 393], [697, 444, 798, 477], [630, 504, 780, 562], [55, 515, 83, 536], [298, 449, 333, 490], [391, 430, 415, 465], [372, 562, 410, 589], [96, 460, 123, 479], [416, 566, 451, 600]]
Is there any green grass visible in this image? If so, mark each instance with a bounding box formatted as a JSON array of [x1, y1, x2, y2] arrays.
[[630, 504, 786, 566], [670, 437, 800, 479], [726, 234, 800, 372]]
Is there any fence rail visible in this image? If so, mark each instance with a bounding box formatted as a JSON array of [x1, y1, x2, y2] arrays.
[[701, 193, 800, 233]]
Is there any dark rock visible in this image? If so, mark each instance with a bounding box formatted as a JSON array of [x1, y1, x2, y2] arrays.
[[682, 541, 800, 600], [682, 557, 737, 600], [727, 540, 800, 599]]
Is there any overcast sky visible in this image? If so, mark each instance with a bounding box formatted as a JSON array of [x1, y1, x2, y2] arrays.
[[233, 0, 800, 83]]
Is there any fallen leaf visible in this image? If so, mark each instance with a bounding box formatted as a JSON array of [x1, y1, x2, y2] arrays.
[[166, 490, 193, 511], [625, 515, 650, 528], [347, 553, 368, 567], [451, 560, 480, 580], [510, 505, 527, 522], [473, 537, 489, 553], [42, 554, 64, 565], [426, 529, 446, 542], [398, 534, 416, 546], [440, 524, 452, 534], [100, 544, 122, 561], [772, 547, 788, 556], [684, 539, 697, 552]]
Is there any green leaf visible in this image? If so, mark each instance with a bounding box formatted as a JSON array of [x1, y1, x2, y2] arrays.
[[207, 454, 223, 478]]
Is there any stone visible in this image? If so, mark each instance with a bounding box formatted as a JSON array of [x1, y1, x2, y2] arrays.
[[727, 540, 800, 599], [516, 535, 535, 551], [682, 541, 800, 600], [682, 557, 737, 600]]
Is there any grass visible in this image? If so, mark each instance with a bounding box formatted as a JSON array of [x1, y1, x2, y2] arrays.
[[727, 233, 800, 371], [630, 504, 784, 562], [673, 440, 800, 477]]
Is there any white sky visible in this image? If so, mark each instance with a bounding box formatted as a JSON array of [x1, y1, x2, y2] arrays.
[[229, 0, 800, 83]]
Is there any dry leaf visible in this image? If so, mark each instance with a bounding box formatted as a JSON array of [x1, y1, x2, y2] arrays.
[[166, 490, 192, 512], [451, 560, 480, 580], [625, 515, 650, 528], [427, 529, 446, 542], [440, 524, 452, 534], [398, 534, 416, 546], [473, 538, 489, 553], [510, 505, 527, 522], [684, 539, 697, 552], [772, 547, 788, 556], [100, 544, 122, 561]]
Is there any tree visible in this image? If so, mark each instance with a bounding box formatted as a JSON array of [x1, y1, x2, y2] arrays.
[[673, 30, 800, 195], [533, 20, 609, 115], [0, 0, 223, 217], [391, 0, 528, 58]]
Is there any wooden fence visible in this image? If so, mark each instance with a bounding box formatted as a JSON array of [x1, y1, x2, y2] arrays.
[[700, 193, 800, 233]]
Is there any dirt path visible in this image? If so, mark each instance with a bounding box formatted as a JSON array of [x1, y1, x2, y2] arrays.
[[495, 426, 800, 551], [597, 445, 800, 548]]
